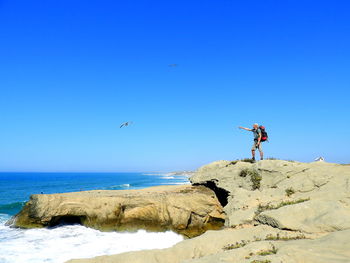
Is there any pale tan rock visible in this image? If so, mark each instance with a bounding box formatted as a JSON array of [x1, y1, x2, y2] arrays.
[[256, 199, 350, 233], [11, 185, 225, 237], [14, 160, 350, 263], [66, 227, 349, 263], [183, 229, 350, 263], [66, 225, 310, 263], [191, 160, 350, 229]]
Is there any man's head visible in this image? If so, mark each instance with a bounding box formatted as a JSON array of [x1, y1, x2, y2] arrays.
[[253, 123, 259, 129]]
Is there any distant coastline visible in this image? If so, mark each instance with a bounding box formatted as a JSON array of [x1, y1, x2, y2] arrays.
[[166, 171, 195, 177]]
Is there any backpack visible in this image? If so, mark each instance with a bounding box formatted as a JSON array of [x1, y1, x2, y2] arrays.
[[259, 126, 268, 142]]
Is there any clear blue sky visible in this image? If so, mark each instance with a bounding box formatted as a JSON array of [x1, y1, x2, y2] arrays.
[[0, 0, 349, 172]]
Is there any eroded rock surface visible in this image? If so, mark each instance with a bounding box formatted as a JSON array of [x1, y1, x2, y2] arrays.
[[67, 225, 317, 263], [183, 229, 350, 263], [11, 185, 225, 237], [67, 160, 350, 263], [12, 159, 350, 263], [191, 160, 350, 231]]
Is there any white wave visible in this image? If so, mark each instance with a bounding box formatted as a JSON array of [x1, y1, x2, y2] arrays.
[[0, 222, 183, 263], [161, 176, 175, 179], [0, 213, 10, 222]]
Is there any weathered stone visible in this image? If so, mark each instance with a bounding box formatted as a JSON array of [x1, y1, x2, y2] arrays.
[[13, 159, 350, 263], [66, 227, 349, 263], [183, 229, 350, 263], [256, 199, 350, 233], [191, 160, 350, 229], [11, 185, 225, 237], [66, 225, 312, 263]]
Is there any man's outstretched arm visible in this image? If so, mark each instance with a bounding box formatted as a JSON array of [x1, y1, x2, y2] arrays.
[[239, 126, 252, 131]]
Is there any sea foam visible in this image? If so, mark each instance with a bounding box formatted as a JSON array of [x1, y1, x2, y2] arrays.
[[0, 172, 188, 263], [0, 218, 183, 263], [161, 176, 175, 179]]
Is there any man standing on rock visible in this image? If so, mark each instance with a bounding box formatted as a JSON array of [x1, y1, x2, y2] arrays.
[[239, 123, 263, 161]]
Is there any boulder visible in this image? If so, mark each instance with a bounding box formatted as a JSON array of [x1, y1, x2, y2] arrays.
[[256, 199, 350, 233], [11, 185, 225, 237], [190, 160, 350, 229]]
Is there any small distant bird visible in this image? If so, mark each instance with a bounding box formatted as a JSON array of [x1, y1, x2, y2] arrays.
[[168, 64, 178, 67], [315, 157, 325, 162], [120, 121, 133, 128]]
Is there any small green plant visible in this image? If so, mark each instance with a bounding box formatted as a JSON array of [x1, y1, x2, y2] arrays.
[[253, 236, 262, 241], [257, 244, 278, 256], [251, 170, 262, 190], [226, 158, 257, 167], [250, 260, 271, 263], [223, 240, 248, 250], [241, 158, 256, 163], [285, 187, 295, 197], [225, 160, 239, 167], [257, 203, 274, 212], [265, 233, 306, 241], [239, 168, 250, 177], [257, 198, 310, 212], [275, 198, 310, 208], [239, 168, 262, 190]]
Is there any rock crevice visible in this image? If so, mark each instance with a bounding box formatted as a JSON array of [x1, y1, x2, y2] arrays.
[[192, 180, 230, 207]]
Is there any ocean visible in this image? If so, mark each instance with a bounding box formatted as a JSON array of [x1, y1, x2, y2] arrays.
[[0, 172, 189, 263]]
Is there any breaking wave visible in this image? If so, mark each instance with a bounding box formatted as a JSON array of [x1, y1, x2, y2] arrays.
[[0, 219, 183, 263]]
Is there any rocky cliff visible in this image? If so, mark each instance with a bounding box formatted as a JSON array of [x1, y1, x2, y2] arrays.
[[11, 185, 225, 237], [191, 160, 350, 232], [64, 160, 350, 263]]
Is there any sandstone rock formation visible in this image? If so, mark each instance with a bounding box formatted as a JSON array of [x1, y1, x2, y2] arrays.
[[64, 160, 350, 263], [11, 185, 225, 237], [67, 226, 349, 263], [191, 160, 350, 231], [182, 228, 350, 263]]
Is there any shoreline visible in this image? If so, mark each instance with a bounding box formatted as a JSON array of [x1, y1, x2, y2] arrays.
[[5, 160, 350, 263], [0, 172, 192, 263], [64, 160, 350, 263]]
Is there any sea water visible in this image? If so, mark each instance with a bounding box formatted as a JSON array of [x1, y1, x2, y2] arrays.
[[0, 172, 189, 263]]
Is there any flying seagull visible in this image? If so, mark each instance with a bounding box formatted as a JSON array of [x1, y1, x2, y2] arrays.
[[168, 64, 178, 67], [120, 121, 133, 128]]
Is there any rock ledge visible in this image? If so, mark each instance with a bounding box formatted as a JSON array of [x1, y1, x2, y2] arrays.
[[11, 185, 225, 237]]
